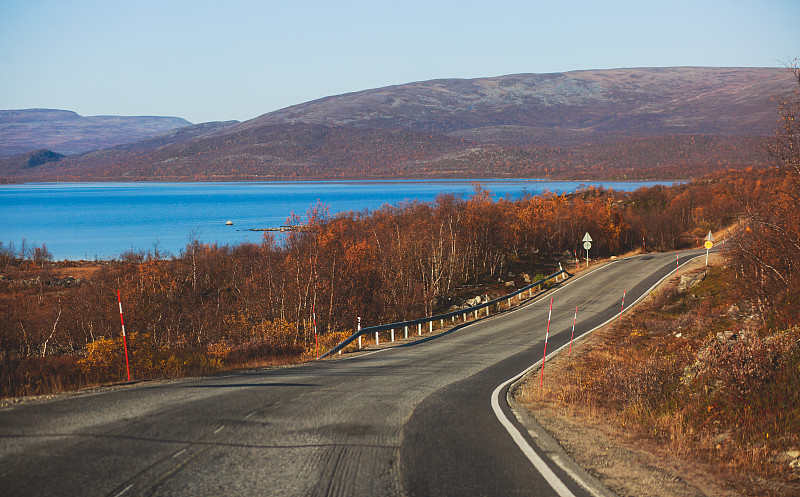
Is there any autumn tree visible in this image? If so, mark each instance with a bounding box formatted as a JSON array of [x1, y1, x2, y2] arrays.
[[730, 62, 800, 325]]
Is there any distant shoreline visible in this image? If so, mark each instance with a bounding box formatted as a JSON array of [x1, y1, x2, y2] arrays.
[[1, 178, 679, 261]]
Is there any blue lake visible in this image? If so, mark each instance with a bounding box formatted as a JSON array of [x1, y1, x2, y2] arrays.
[[1, 179, 676, 260]]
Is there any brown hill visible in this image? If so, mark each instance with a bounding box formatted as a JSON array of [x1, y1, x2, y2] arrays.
[[247, 67, 791, 140], [0, 109, 194, 156], [3, 67, 794, 182]]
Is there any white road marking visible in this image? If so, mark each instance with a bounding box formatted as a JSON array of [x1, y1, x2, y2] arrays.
[[114, 484, 133, 497], [172, 449, 187, 458], [491, 253, 705, 497], [491, 375, 576, 497], [214, 425, 224, 434]]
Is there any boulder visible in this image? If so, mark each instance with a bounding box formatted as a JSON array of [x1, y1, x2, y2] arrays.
[[678, 270, 706, 292]]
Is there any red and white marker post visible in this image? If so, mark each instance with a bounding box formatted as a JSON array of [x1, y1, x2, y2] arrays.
[[313, 304, 319, 359], [540, 297, 554, 388], [117, 289, 131, 381], [569, 306, 578, 355], [357, 317, 362, 349], [619, 289, 626, 324], [676, 250, 679, 275]]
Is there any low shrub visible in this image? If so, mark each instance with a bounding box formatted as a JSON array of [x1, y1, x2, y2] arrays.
[[1, 354, 86, 398], [523, 266, 800, 494]]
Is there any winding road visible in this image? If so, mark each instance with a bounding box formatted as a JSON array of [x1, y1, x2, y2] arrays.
[[0, 249, 707, 496]]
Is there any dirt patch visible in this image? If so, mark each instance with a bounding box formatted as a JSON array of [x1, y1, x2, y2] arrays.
[[48, 264, 102, 279]]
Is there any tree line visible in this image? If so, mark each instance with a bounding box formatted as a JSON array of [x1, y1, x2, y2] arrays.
[[1, 122, 769, 183], [726, 64, 800, 328], [1, 174, 753, 397]]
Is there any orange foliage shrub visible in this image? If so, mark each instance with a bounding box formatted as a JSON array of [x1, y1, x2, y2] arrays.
[[0, 167, 758, 397], [80, 332, 224, 382], [1, 355, 84, 398]]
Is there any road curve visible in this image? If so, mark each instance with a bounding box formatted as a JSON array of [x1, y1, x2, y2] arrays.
[[0, 249, 706, 497]]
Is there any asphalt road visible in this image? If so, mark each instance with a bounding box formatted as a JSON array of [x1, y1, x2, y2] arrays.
[[0, 249, 707, 497]]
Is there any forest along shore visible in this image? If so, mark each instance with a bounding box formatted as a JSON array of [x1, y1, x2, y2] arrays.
[[0, 166, 796, 413], [514, 254, 800, 497]]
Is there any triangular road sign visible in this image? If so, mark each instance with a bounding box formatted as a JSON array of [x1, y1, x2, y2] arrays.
[[582, 232, 593, 242], [705, 231, 714, 242]]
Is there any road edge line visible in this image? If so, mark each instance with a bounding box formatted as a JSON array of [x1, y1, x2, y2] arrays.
[[491, 252, 706, 497], [491, 376, 577, 497]]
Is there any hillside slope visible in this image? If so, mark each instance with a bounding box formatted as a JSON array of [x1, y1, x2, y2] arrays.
[[0, 109, 194, 156], [3, 67, 794, 182], [246, 67, 791, 142]]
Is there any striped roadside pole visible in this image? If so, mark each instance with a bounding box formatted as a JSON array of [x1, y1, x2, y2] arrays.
[[569, 306, 578, 355], [117, 289, 131, 381], [539, 297, 553, 388]]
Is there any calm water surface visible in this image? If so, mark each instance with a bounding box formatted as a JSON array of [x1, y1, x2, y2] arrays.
[[1, 180, 674, 260]]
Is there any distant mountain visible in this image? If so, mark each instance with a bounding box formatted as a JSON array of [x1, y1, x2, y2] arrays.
[[248, 67, 789, 141], [0, 109, 194, 156], [3, 67, 796, 182]]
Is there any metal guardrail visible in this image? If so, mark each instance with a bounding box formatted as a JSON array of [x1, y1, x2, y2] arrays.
[[319, 268, 572, 358]]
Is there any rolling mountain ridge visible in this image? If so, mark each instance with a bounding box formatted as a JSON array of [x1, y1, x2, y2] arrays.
[[246, 67, 788, 139], [0, 109, 193, 156], [1, 67, 795, 181]]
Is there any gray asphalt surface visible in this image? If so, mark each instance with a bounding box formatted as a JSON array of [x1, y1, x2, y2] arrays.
[[0, 249, 706, 496]]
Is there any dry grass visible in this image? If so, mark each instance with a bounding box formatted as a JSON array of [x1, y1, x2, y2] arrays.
[[517, 264, 800, 497]]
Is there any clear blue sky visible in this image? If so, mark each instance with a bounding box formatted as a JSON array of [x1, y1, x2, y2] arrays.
[[1, 0, 797, 124]]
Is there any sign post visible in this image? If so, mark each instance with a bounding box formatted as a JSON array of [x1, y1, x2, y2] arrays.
[[704, 231, 714, 265], [582, 232, 592, 269]]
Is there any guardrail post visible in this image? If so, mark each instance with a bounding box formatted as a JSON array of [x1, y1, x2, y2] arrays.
[[318, 270, 569, 359]]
